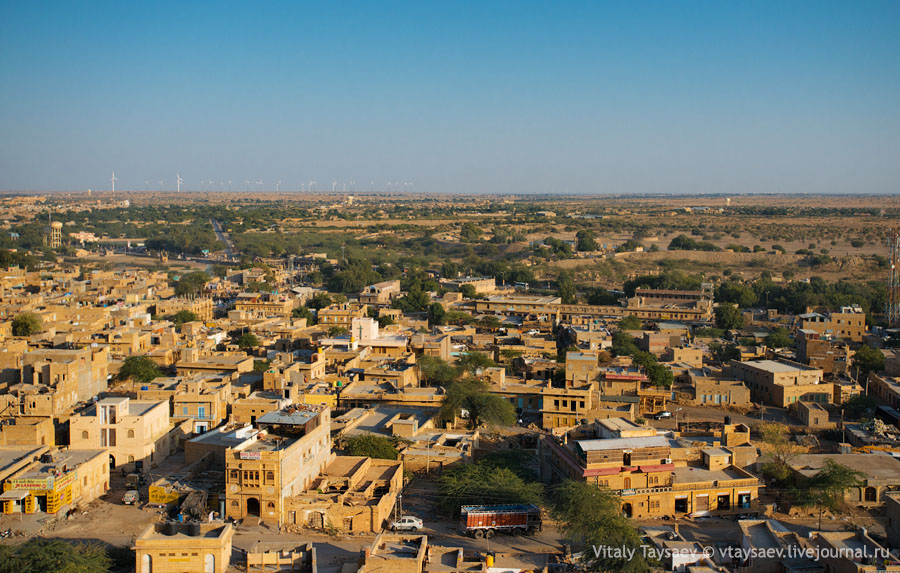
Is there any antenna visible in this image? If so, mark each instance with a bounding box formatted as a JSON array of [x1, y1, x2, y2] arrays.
[[111, 171, 118, 194], [888, 228, 900, 327], [176, 173, 183, 193]]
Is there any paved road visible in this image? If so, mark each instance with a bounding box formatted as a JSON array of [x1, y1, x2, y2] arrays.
[[211, 219, 236, 258], [650, 404, 797, 431]]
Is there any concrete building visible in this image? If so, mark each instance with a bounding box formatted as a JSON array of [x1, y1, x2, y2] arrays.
[[797, 305, 867, 343], [793, 401, 833, 429], [440, 276, 496, 294], [544, 434, 760, 519], [867, 373, 900, 410], [133, 522, 234, 573], [234, 292, 295, 319], [225, 405, 332, 524], [359, 280, 401, 306], [156, 297, 214, 322], [729, 359, 831, 407], [789, 454, 900, 507], [283, 455, 402, 533], [318, 303, 368, 331], [69, 397, 172, 473], [0, 448, 108, 515]]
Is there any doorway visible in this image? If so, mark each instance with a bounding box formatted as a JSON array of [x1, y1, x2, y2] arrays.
[[622, 503, 633, 518], [246, 497, 260, 516]]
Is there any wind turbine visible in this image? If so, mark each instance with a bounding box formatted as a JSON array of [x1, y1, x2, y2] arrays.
[[111, 171, 118, 194], [309, 180, 316, 192], [276, 180, 281, 192], [332, 181, 337, 192], [176, 174, 183, 193], [256, 179, 263, 191]]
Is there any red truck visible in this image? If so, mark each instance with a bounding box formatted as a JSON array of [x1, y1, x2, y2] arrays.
[[458, 504, 542, 539]]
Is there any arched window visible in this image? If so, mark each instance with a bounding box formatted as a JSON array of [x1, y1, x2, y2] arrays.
[[81, 431, 89, 440], [127, 429, 135, 439], [266, 471, 275, 482], [141, 554, 152, 573]]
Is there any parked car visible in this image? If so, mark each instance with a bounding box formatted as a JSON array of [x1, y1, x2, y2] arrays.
[[390, 516, 423, 532], [654, 411, 673, 420], [122, 490, 140, 505]]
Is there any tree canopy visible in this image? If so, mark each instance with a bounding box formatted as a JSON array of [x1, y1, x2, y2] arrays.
[[441, 378, 515, 429], [117, 356, 163, 384], [715, 303, 744, 330], [169, 310, 199, 327], [0, 538, 113, 573], [552, 480, 652, 573], [11, 313, 42, 336], [343, 434, 401, 460], [237, 332, 260, 348], [438, 460, 542, 514], [173, 271, 210, 296], [852, 345, 885, 380]]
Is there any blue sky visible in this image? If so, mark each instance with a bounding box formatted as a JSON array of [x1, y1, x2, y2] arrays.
[[1, 1, 898, 194]]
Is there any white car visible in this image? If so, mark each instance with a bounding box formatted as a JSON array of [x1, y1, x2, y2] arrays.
[[654, 411, 673, 420], [390, 516, 423, 532]]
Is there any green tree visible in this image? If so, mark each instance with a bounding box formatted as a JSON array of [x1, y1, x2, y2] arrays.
[[438, 461, 543, 513], [117, 356, 163, 384], [253, 359, 271, 373], [455, 351, 496, 375], [441, 378, 515, 429], [852, 345, 884, 380], [427, 302, 446, 325], [237, 332, 260, 348], [715, 303, 744, 330], [459, 222, 483, 242], [169, 310, 199, 327], [418, 355, 459, 387], [327, 326, 349, 336], [174, 271, 209, 296], [709, 342, 741, 362], [575, 229, 598, 251], [292, 306, 315, 324], [794, 459, 864, 511], [645, 362, 674, 387], [11, 312, 42, 336], [551, 480, 652, 573], [716, 281, 758, 308], [557, 271, 576, 304], [306, 292, 333, 310], [344, 434, 401, 460], [765, 328, 793, 349], [618, 315, 642, 331], [0, 538, 112, 573], [459, 284, 477, 299], [758, 422, 798, 483]]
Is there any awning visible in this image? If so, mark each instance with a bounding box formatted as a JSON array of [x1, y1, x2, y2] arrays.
[[0, 489, 30, 501]]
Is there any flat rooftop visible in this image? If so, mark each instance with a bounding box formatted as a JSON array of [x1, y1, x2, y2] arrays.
[[672, 465, 753, 484], [741, 360, 813, 373], [791, 454, 900, 480], [577, 435, 668, 452], [138, 522, 232, 541], [0, 446, 46, 479]]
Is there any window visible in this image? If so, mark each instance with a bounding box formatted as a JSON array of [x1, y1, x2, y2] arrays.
[[127, 429, 135, 439], [81, 431, 89, 440]]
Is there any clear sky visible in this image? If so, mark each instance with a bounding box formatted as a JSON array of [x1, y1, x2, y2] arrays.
[[1, 1, 898, 194]]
